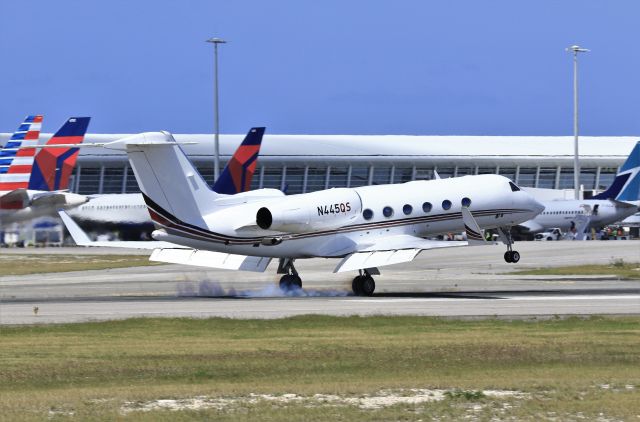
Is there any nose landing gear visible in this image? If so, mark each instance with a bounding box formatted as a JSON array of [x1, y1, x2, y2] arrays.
[[498, 227, 521, 263], [352, 270, 376, 296], [504, 250, 520, 263]]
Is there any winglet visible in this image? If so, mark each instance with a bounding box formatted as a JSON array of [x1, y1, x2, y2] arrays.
[[461, 207, 487, 245]]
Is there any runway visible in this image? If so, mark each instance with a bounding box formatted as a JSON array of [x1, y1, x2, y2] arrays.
[[1, 241, 639, 324]]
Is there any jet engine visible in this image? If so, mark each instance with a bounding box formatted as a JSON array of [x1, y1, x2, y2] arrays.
[[256, 188, 361, 233]]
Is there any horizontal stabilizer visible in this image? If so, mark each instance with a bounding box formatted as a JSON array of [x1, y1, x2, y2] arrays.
[[58, 210, 177, 249], [149, 248, 271, 272]]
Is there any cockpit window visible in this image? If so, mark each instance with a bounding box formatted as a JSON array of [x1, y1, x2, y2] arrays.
[[509, 181, 521, 192]]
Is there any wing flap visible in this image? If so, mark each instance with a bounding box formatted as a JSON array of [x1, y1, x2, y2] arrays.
[[149, 248, 271, 272], [334, 249, 422, 273], [333, 234, 472, 273]]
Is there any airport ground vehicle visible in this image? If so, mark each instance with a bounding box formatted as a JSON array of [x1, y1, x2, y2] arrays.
[[534, 228, 562, 241]]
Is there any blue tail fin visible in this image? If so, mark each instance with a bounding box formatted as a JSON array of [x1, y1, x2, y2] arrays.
[[593, 141, 640, 201], [212, 127, 265, 194]]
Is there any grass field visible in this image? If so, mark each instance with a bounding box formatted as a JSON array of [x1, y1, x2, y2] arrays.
[[1, 316, 639, 421], [0, 254, 160, 276], [512, 261, 640, 280]]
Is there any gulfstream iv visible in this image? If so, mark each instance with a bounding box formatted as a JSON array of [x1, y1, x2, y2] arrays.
[[60, 130, 545, 295]]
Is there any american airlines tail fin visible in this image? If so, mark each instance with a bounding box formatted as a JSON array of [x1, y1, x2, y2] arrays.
[[115, 132, 220, 229], [213, 127, 265, 194], [0, 115, 43, 191], [28, 117, 91, 191], [593, 141, 640, 201]]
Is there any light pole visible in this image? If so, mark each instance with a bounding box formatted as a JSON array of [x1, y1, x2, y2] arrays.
[[566, 45, 589, 199], [206, 37, 227, 181]]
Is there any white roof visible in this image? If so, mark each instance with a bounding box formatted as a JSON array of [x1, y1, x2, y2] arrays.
[[2, 133, 637, 167]]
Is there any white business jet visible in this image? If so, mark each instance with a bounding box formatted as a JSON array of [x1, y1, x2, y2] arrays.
[[59, 131, 544, 296]]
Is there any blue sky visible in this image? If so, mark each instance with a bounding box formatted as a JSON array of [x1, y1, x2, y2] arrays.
[[0, 0, 638, 135]]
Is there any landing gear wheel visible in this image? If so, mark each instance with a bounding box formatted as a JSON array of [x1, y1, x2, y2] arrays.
[[352, 276, 363, 296], [361, 275, 375, 296], [504, 251, 521, 264], [279, 274, 302, 291], [352, 274, 376, 296]]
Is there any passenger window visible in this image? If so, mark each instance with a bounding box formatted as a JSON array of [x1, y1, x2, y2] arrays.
[[363, 209, 374, 220], [442, 200, 452, 210], [403, 204, 413, 215], [383, 206, 394, 218], [422, 202, 432, 213], [461, 197, 471, 207]]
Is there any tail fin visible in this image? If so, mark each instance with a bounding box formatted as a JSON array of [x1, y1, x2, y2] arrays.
[[593, 141, 640, 201], [0, 115, 43, 191], [213, 127, 265, 194], [118, 132, 220, 229], [28, 117, 90, 191]]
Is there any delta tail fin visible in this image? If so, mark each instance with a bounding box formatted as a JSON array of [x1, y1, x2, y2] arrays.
[[213, 127, 265, 194], [0, 115, 43, 191], [592, 141, 640, 201], [28, 117, 91, 191]]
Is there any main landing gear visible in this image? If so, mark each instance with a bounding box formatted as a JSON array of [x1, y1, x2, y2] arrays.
[[498, 227, 520, 264], [278, 258, 302, 291], [352, 270, 375, 296]]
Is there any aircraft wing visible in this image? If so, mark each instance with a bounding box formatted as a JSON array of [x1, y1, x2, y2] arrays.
[[333, 207, 488, 273], [31, 191, 87, 207], [333, 236, 468, 273]]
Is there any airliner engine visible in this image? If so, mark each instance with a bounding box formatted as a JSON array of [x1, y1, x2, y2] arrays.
[[256, 188, 362, 233]]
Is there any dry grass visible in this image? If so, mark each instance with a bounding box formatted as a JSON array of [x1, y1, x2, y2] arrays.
[[1, 316, 639, 420], [0, 254, 160, 276]]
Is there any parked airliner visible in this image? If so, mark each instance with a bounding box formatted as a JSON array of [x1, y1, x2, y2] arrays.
[[1, 116, 90, 227], [520, 141, 640, 234], [60, 131, 544, 295]]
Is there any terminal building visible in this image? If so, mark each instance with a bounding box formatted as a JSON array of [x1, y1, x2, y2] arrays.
[[1, 133, 638, 195]]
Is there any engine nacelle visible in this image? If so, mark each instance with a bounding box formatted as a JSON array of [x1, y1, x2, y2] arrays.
[[256, 188, 362, 233]]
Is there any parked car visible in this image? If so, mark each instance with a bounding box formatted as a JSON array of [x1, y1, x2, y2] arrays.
[[534, 228, 563, 241]]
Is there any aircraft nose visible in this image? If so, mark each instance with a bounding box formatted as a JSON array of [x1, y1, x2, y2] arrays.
[[531, 198, 545, 215]]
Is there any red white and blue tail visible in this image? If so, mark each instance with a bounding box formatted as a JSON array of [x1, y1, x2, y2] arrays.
[[0, 115, 43, 192], [28, 117, 91, 191]]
